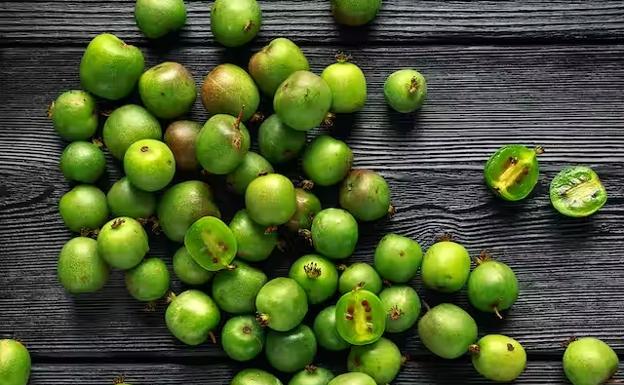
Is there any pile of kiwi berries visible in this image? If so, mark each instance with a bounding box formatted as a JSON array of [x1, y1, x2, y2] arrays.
[[2, 1, 616, 385]]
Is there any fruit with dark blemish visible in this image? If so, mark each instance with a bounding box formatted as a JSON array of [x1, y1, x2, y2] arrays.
[[347, 337, 402, 385], [230, 368, 283, 385], [469, 334, 527, 382], [57, 237, 109, 294], [0, 339, 31, 385], [139, 61, 196, 119], [289, 254, 339, 304], [288, 366, 335, 385], [265, 324, 317, 373], [286, 188, 322, 233], [550, 165, 607, 218], [335, 289, 385, 345], [103, 104, 162, 160], [249, 38, 309, 96], [212, 259, 267, 314], [211, 0, 261, 47], [164, 120, 202, 172], [338, 262, 382, 294], [97, 217, 149, 270], [321, 54, 367, 113], [339, 169, 391, 222], [59, 185, 109, 233], [134, 0, 186, 39], [302, 135, 353, 186], [418, 303, 478, 359], [107, 177, 156, 219], [258, 114, 307, 164], [421, 240, 471, 293], [327, 373, 376, 385], [165, 289, 221, 346], [373, 233, 422, 283], [313, 305, 350, 351], [49, 90, 98, 141], [273, 71, 333, 131], [468, 254, 519, 318], [226, 152, 274, 195], [310, 208, 358, 260], [80, 33, 144, 100], [484, 144, 542, 201], [563, 337, 619, 385], [196, 113, 251, 175], [124, 257, 170, 302], [245, 173, 297, 226], [221, 315, 265, 362], [184, 216, 237, 271], [379, 285, 420, 333], [172, 246, 213, 286], [124, 139, 176, 192], [229, 209, 277, 262], [331, 0, 381, 26], [200, 64, 260, 121], [255, 277, 308, 332], [384, 69, 427, 113]]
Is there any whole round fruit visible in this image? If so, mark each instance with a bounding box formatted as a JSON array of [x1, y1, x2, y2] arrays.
[[107, 177, 156, 219], [286, 188, 322, 233], [484, 145, 542, 201], [335, 289, 385, 345], [347, 337, 401, 385], [331, 0, 381, 26], [288, 366, 334, 385], [327, 373, 376, 385], [265, 325, 317, 373], [60, 141, 105, 183], [172, 246, 213, 285], [311, 208, 358, 259], [164, 120, 201, 172], [80, 33, 144, 100], [256, 277, 308, 332], [201, 64, 260, 121], [245, 174, 297, 226], [124, 139, 176, 192], [139, 61, 196, 119], [470, 334, 527, 382], [125, 257, 170, 301], [211, 260, 267, 314], [0, 339, 31, 385], [97, 217, 149, 270], [379, 285, 420, 333], [273, 71, 332, 131], [231, 369, 283, 385], [550, 166, 607, 218], [165, 289, 221, 346], [313, 306, 350, 351], [321, 58, 367, 113], [418, 303, 478, 359], [49, 90, 98, 141], [258, 114, 307, 164], [289, 254, 339, 304], [384, 69, 427, 113], [221, 315, 265, 362], [59, 185, 109, 233], [184, 216, 237, 271], [196, 114, 251, 175], [302, 135, 353, 186], [374, 233, 422, 283], [57, 237, 109, 294], [102, 104, 162, 160], [134, 0, 186, 39], [468, 257, 519, 318], [249, 38, 309, 96], [421, 240, 471, 293], [229, 209, 277, 262], [158, 180, 221, 243], [338, 262, 382, 294], [563, 337, 619, 385], [227, 152, 274, 195], [211, 0, 261, 47], [339, 169, 391, 222]]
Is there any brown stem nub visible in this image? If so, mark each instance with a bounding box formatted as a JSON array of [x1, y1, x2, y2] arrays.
[[80, 228, 99, 238], [387, 204, 397, 217], [409, 77, 420, 94], [436, 233, 453, 242], [562, 336, 578, 347], [493, 307, 503, 320], [111, 218, 125, 229], [92, 137, 104, 148], [264, 225, 278, 235], [249, 111, 265, 125], [468, 344, 480, 355], [535, 145, 545, 155], [321, 112, 335, 128], [304, 262, 322, 279], [165, 291, 177, 304], [300, 179, 315, 191], [475, 250, 492, 265], [299, 229, 313, 244], [47, 102, 54, 118], [336, 263, 348, 272], [144, 301, 157, 312], [401, 354, 411, 366], [226, 263, 238, 271], [256, 313, 269, 327], [113, 375, 126, 385], [389, 305, 404, 321], [335, 51, 352, 63], [304, 364, 318, 373]]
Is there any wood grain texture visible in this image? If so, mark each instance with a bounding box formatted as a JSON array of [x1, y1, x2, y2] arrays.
[[1, 44, 623, 361], [1, 1, 624, 46]]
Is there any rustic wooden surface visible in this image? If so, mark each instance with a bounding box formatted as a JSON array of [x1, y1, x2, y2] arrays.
[[0, 0, 623, 384]]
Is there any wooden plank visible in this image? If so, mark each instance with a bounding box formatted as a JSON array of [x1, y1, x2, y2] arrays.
[[1, 44, 623, 358], [1, 1, 624, 46], [29, 361, 581, 384]]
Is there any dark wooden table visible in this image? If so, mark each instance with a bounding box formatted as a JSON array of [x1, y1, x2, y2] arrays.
[[1, 1, 623, 384]]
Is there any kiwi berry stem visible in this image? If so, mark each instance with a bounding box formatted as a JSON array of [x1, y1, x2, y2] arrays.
[[468, 344, 481, 355], [304, 364, 318, 373], [256, 313, 270, 327], [335, 51, 352, 63], [165, 291, 177, 304], [535, 145, 545, 155], [493, 306, 503, 320]]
